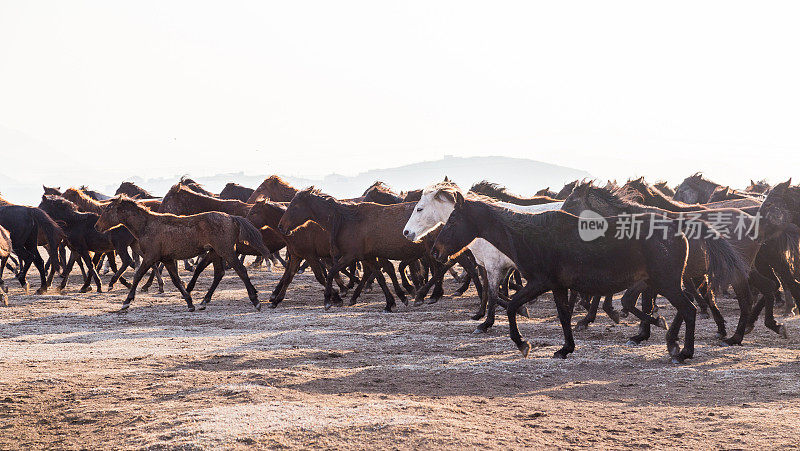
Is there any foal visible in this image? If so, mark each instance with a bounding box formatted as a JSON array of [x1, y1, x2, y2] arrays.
[[95, 197, 270, 311]]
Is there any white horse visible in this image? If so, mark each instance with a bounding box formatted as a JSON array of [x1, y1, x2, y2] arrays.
[[403, 182, 562, 332]]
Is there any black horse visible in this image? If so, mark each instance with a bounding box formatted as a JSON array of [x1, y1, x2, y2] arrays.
[[432, 191, 745, 363], [0, 205, 65, 294]]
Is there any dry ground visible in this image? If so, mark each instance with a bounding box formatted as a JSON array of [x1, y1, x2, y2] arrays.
[[1, 261, 799, 449]]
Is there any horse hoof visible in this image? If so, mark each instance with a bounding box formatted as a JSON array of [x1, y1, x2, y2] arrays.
[[140, 287, 149, 293], [574, 323, 588, 332], [35, 287, 47, 295], [383, 307, 393, 313], [744, 325, 755, 335], [324, 303, 332, 311], [413, 299, 425, 307], [620, 311, 629, 319], [471, 313, 485, 321], [427, 297, 440, 305], [197, 302, 207, 311], [473, 327, 488, 334], [656, 316, 667, 330], [268, 302, 278, 309], [714, 332, 726, 340], [609, 311, 621, 324], [453, 290, 467, 297], [667, 343, 680, 357], [722, 337, 742, 346], [399, 297, 409, 306], [254, 302, 262, 312], [187, 305, 195, 312], [779, 325, 788, 339], [670, 356, 685, 364], [517, 341, 531, 358], [553, 350, 569, 359], [625, 339, 639, 346]]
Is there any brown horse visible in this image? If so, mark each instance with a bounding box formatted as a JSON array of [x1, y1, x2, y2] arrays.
[[43, 186, 62, 196], [115, 182, 158, 199], [64, 187, 162, 213], [160, 183, 251, 216], [653, 181, 676, 197], [219, 182, 254, 202], [746, 179, 771, 195], [535, 187, 558, 198], [246, 199, 356, 306], [554, 180, 579, 200], [95, 197, 270, 311], [673, 173, 725, 204], [278, 188, 442, 312], [468, 181, 557, 206], [178, 176, 216, 197], [247, 175, 299, 203]]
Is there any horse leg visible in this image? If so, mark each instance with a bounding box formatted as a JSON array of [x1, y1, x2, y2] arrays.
[[398, 260, 415, 295], [185, 251, 214, 294], [476, 266, 508, 333], [199, 255, 225, 310], [162, 259, 195, 311], [506, 281, 548, 357], [363, 257, 395, 313], [270, 253, 299, 306], [472, 265, 489, 321], [78, 250, 102, 293], [349, 264, 374, 306], [31, 246, 49, 295], [379, 258, 407, 305], [601, 294, 620, 324], [575, 295, 601, 331], [324, 258, 352, 310], [661, 287, 696, 363], [223, 253, 261, 310], [690, 279, 725, 340], [120, 261, 154, 310], [57, 252, 78, 292]]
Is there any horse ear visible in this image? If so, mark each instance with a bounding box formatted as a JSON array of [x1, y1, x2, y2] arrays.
[[788, 178, 792, 186], [454, 191, 465, 208], [750, 179, 755, 186]]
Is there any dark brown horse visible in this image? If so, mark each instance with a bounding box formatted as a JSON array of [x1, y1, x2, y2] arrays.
[[95, 197, 270, 311], [535, 187, 558, 198], [246, 199, 356, 306], [278, 188, 444, 312], [0, 204, 65, 294], [653, 181, 676, 197], [115, 182, 158, 199], [43, 186, 62, 196], [247, 175, 299, 203], [38, 195, 136, 293], [673, 173, 724, 204], [554, 180, 579, 200], [219, 182, 254, 202], [564, 182, 762, 345], [468, 181, 557, 206], [362, 181, 404, 205], [431, 194, 732, 363], [78, 185, 112, 201]]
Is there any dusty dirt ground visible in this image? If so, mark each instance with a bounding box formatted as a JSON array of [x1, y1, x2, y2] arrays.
[[1, 260, 800, 450]]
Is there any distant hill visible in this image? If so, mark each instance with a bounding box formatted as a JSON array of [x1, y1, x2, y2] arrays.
[[2, 155, 591, 204], [99, 155, 591, 199]]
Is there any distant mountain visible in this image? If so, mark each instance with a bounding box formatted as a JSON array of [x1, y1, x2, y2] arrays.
[[3, 155, 591, 205], [124, 155, 592, 199]]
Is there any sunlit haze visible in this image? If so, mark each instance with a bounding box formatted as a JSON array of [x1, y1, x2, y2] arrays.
[[2, 1, 799, 202]]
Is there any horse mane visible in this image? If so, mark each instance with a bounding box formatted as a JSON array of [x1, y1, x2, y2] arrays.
[[266, 174, 293, 188], [570, 181, 645, 212], [118, 181, 154, 198], [469, 180, 508, 197], [625, 178, 699, 211]]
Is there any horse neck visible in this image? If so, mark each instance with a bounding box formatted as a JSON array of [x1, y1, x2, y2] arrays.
[[118, 207, 151, 237], [641, 189, 701, 212], [466, 201, 525, 264]]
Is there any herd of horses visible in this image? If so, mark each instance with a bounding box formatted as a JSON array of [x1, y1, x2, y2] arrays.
[[1, 172, 799, 364]]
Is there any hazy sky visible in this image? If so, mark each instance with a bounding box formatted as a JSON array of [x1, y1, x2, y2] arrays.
[[1, 1, 799, 188]]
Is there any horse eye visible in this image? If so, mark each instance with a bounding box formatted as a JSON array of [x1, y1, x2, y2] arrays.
[[416, 208, 423, 212]]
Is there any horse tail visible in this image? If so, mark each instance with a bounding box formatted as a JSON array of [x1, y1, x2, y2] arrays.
[[30, 207, 66, 271], [695, 222, 749, 291], [232, 216, 271, 258]]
